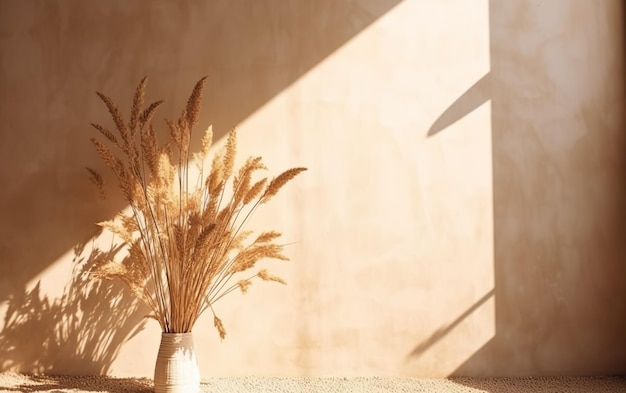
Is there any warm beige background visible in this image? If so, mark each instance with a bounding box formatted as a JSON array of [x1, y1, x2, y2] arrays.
[[0, 0, 624, 378]]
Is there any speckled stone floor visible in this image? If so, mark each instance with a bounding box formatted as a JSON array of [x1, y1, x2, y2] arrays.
[[0, 373, 624, 392]]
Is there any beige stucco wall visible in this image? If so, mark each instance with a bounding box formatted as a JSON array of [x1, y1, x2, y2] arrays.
[[0, 0, 624, 377]]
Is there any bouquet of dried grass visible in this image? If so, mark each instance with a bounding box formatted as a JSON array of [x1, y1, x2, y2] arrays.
[[86, 77, 306, 338]]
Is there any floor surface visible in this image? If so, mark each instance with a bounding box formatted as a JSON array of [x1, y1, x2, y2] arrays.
[[0, 373, 624, 392]]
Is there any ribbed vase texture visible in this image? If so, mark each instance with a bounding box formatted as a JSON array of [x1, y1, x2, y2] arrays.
[[154, 332, 200, 393]]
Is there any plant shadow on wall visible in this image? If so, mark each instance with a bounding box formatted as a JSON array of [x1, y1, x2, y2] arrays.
[[0, 375, 152, 393], [0, 227, 147, 375]]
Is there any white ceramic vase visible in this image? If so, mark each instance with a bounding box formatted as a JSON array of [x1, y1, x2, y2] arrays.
[[154, 332, 200, 393]]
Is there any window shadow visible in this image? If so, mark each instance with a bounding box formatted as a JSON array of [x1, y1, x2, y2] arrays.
[[408, 289, 494, 359], [454, 0, 626, 377], [427, 73, 491, 137], [411, 0, 626, 378]]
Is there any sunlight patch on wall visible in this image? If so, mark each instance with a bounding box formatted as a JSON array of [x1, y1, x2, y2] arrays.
[[195, 0, 495, 377]]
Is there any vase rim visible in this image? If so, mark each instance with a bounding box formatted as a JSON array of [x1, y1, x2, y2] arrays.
[[161, 331, 193, 335]]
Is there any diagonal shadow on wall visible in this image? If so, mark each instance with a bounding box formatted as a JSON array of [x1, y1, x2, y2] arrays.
[[415, 0, 626, 377], [0, 0, 403, 373]]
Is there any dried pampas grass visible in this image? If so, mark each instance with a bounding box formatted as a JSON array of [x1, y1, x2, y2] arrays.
[[87, 77, 306, 337]]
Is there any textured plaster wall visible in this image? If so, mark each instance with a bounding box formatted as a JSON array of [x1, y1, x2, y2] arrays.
[[0, 0, 624, 378], [456, 0, 626, 376]]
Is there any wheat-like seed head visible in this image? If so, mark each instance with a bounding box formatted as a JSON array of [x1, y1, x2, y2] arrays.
[[91, 259, 126, 280], [90, 138, 122, 174], [222, 129, 237, 181], [190, 223, 216, 263], [213, 315, 226, 340], [177, 116, 191, 159], [140, 124, 159, 178], [192, 126, 215, 171], [97, 217, 133, 244], [139, 100, 164, 129], [91, 123, 120, 148], [118, 167, 138, 204], [257, 269, 287, 285], [185, 76, 207, 129], [120, 214, 139, 234], [229, 243, 289, 274], [244, 178, 267, 205], [262, 167, 308, 203], [206, 152, 224, 197], [254, 231, 282, 244], [200, 125, 213, 158], [238, 280, 252, 294], [185, 190, 203, 214], [233, 156, 267, 206], [129, 76, 147, 132], [166, 119, 182, 150], [96, 92, 130, 146], [230, 230, 253, 251], [156, 152, 175, 190], [126, 240, 151, 283]]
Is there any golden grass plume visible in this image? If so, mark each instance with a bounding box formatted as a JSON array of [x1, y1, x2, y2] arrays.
[[87, 77, 306, 337]]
